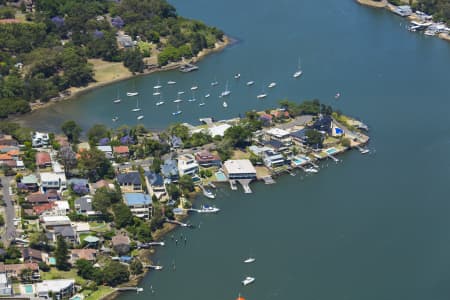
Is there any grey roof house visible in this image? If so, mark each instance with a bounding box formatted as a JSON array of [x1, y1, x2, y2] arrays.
[[117, 172, 143, 192]]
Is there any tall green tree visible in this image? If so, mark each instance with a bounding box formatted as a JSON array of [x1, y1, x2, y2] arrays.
[[78, 148, 114, 181], [61, 120, 81, 143], [55, 235, 70, 271]]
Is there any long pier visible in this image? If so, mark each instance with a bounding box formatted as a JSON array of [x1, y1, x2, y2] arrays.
[[165, 218, 193, 228]]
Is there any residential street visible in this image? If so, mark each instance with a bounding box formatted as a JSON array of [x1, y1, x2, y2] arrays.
[[0, 176, 16, 246]]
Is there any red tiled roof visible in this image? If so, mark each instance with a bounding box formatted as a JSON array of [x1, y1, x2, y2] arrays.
[[0, 154, 13, 160], [36, 152, 51, 166], [0, 262, 39, 273], [195, 151, 220, 162], [113, 146, 129, 154], [7, 149, 19, 156], [33, 203, 54, 215], [112, 234, 130, 246]]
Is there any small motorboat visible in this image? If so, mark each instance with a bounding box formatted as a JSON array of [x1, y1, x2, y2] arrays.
[[204, 93, 210, 98], [223, 101, 228, 108], [178, 91, 185, 95], [126, 92, 138, 96], [268, 82, 276, 88], [256, 93, 267, 99], [211, 81, 219, 86], [153, 84, 162, 89], [203, 188, 215, 198], [243, 257, 255, 263], [131, 108, 141, 112], [173, 99, 182, 103], [150, 265, 163, 270], [112, 116, 119, 122], [242, 276, 255, 286], [156, 101, 165, 106], [305, 167, 318, 173], [234, 73, 241, 79], [191, 86, 198, 91], [293, 70, 303, 78], [188, 98, 196, 102], [113, 99, 121, 103], [137, 115, 144, 120], [153, 91, 161, 96], [198, 205, 220, 213], [246, 81, 255, 86], [334, 92, 341, 99], [199, 102, 206, 107], [172, 110, 182, 116], [167, 80, 176, 85], [360, 148, 370, 154]]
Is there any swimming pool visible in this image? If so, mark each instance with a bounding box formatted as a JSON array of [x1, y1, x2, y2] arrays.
[[48, 257, 56, 265], [215, 171, 227, 181], [24, 284, 33, 294], [326, 148, 337, 155], [70, 295, 83, 300]]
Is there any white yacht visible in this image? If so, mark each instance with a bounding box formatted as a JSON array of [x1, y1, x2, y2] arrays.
[[113, 98, 121, 103], [178, 91, 185, 95], [153, 80, 162, 89], [268, 82, 277, 88], [198, 205, 220, 213], [243, 257, 256, 263], [293, 57, 303, 78], [234, 73, 241, 79], [223, 101, 228, 108], [191, 85, 198, 91], [246, 81, 255, 86], [242, 277, 255, 286], [257, 93, 267, 99], [167, 80, 176, 85], [131, 99, 141, 112], [305, 167, 318, 173], [204, 93, 210, 98], [199, 102, 206, 106], [112, 116, 119, 122], [126, 92, 138, 97], [153, 91, 161, 96], [172, 104, 182, 116], [221, 81, 231, 97], [137, 115, 144, 120]]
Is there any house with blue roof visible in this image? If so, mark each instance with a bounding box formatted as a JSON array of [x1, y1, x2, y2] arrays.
[[145, 171, 167, 201], [161, 159, 179, 183], [123, 193, 152, 219]]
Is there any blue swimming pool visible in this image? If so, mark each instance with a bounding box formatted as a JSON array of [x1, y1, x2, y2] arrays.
[[48, 257, 56, 265], [24, 284, 33, 294], [326, 148, 337, 155], [215, 171, 227, 181], [293, 158, 306, 165]]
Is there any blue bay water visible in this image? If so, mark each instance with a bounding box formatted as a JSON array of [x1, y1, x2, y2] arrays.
[[18, 0, 450, 299]]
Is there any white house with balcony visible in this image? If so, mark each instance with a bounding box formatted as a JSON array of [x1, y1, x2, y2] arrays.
[[177, 154, 199, 176], [40, 172, 67, 192]]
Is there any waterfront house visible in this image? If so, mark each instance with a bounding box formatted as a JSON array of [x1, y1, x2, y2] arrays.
[[36, 152, 52, 168], [21, 174, 39, 192], [40, 172, 67, 192], [36, 279, 75, 300], [145, 172, 167, 200], [208, 123, 232, 137], [264, 128, 292, 146], [113, 146, 130, 158], [161, 159, 179, 183], [223, 159, 257, 180], [263, 150, 286, 168], [194, 150, 221, 167], [394, 5, 412, 17], [111, 233, 131, 255], [75, 195, 97, 215], [97, 145, 113, 159], [123, 193, 152, 219], [170, 136, 183, 149], [177, 154, 199, 176], [259, 113, 273, 127], [117, 172, 143, 192], [70, 249, 97, 264], [32, 132, 50, 148], [117, 34, 133, 48], [21, 248, 44, 263], [0, 273, 12, 296], [311, 115, 332, 134], [290, 128, 308, 145]]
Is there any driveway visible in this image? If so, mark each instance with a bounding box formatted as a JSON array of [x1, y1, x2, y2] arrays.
[[0, 176, 16, 245]]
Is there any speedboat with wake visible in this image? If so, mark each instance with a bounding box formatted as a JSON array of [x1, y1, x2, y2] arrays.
[[241, 276, 255, 286]]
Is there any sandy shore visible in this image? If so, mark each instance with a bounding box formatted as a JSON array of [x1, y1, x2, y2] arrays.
[[356, 0, 387, 8], [27, 36, 233, 113]]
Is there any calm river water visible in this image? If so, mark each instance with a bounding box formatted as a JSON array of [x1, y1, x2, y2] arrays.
[[20, 0, 450, 299]]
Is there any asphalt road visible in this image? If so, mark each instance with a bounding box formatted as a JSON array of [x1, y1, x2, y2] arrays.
[[0, 176, 16, 245]]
